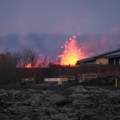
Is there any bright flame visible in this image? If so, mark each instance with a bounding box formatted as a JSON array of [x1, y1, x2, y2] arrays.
[[25, 63, 32, 68], [58, 35, 85, 65]]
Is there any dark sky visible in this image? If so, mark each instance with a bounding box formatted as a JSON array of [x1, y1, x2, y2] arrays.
[[0, 0, 120, 35]]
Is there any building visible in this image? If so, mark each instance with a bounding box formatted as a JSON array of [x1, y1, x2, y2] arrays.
[[76, 49, 120, 65]]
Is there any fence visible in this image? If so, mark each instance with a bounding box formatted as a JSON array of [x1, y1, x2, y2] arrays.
[[16, 65, 120, 83]]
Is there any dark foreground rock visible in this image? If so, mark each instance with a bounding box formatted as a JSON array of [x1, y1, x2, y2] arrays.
[[0, 85, 120, 120]]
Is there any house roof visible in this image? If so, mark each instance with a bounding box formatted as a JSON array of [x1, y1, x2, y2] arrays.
[[76, 49, 120, 65]]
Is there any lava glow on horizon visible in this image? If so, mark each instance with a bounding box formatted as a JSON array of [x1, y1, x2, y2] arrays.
[[58, 35, 85, 66], [25, 63, 32, 68]]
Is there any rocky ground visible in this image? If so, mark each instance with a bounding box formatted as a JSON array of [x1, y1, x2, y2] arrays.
[[0, 85, 120, 120]]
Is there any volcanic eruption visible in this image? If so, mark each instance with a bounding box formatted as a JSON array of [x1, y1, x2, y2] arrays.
[[58, 35, 85, 65]]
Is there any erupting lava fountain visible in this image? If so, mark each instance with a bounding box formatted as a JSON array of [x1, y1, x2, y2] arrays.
[[58, 35, 85, 65]]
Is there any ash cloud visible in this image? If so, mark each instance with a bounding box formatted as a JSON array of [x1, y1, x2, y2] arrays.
[[78, 30, 120, 57], [0, 31, 120, 61]]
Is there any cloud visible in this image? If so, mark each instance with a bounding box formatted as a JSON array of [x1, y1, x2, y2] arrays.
[[0, 30, 120, 61]]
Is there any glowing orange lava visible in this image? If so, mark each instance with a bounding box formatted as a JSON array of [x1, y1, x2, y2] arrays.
[[58, 35, 85, 65], [25, 63, 32, 68]]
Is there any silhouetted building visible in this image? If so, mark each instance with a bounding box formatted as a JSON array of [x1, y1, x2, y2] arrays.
[[76, 49, 120, 65]]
